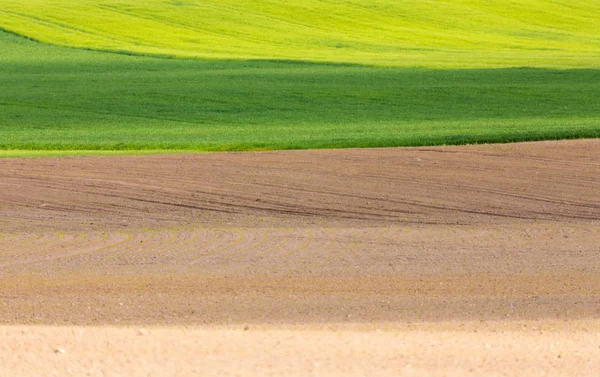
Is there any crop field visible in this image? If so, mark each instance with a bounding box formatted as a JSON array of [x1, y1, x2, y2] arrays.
[[1, 0, 600, 155], [1, 28, 599, 155], [1, 0, 600, 68], [2, 1, 600, 376]]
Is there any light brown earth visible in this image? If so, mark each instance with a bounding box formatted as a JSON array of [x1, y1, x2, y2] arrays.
[[0, 139, 599, 376]]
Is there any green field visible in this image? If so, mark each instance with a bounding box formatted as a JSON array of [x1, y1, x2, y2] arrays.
[[1, 1, 599, 156], [2, 0, 600, 68]]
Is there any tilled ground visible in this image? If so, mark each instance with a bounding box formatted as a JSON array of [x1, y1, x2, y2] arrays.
[[0, 140, 599, 375]]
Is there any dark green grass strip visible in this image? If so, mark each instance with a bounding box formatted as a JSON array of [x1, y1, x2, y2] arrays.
[[1, 30, 599, 153]]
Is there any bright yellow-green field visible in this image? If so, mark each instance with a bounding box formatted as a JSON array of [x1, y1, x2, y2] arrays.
[[1, 0, 600, 68]]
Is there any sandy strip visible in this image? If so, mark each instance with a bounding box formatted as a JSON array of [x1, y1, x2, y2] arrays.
[[1, 322, 599, 377]]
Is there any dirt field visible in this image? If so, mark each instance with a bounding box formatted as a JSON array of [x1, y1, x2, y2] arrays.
[[1, 140, 599, 375]]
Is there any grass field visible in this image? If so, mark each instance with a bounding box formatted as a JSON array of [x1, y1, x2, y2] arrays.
[[1, 1, 599, 155], [1, 0, 600, 68]]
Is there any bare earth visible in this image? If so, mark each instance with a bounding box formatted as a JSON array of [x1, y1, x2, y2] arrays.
[[0, 140, 599, 376]]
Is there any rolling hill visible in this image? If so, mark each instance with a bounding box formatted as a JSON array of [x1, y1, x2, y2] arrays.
[[0, 1, 599, 155], [1, 0, 600, 68]]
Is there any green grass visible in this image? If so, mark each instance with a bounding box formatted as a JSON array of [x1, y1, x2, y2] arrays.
[[1, 1, 599, 156], [1, 29, 599, 155], [0, 150, 201, 158], [1, 0, 600, 68]]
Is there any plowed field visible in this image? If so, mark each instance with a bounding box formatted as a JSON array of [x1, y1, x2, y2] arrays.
[[1, 140, 599, 375]]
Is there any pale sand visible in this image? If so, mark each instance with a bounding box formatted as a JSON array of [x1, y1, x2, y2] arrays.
[[2, 322, 599, 377]]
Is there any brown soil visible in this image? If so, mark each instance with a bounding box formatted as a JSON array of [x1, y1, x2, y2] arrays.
[[1, 139, 599, 375]]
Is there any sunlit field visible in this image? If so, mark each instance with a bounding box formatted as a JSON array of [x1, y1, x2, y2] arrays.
[[1, 0, 599, 155], [1, 0, 599, 68]]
